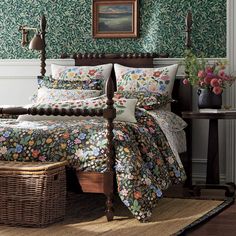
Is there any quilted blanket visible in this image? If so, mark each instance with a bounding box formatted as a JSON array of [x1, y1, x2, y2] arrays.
[[0, 108, 186, 220]]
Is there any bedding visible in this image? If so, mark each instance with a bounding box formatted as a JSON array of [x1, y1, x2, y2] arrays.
[[17, 96, 138, 123], [114, 64, 178, 96], [37, 87, 102, 103], [0, 108, 186, 221], [114, 91, 173, 110], [38, 75, 104, 90], [51, 63, 112, 81]]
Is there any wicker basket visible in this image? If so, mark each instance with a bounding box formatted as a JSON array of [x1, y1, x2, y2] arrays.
[[0, 161, 67, 227]]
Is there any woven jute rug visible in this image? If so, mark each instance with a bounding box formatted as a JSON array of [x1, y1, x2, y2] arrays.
[[0, 193, 233, 236]]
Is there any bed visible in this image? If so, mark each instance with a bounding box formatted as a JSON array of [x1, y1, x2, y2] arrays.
[[0, 14, 192, 222]]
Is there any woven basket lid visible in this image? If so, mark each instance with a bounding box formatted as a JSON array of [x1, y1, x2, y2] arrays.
[[0, 161, 68, 172]]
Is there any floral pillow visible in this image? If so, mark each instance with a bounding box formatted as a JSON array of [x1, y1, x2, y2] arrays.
[[51, 63, 112, 89], [114, 91, 173, 110], [22, 97, 138, 123], [38, 75, 103, 90], [37, 87, 102, 103], [114, 64, 178, 96]]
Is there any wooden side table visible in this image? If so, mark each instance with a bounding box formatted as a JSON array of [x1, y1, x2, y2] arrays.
[[182, 111, 236, 196]]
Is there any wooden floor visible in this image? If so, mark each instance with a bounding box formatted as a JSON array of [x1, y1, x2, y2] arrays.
[[189, 201, 236, 236], [165, 185, 236, 235]]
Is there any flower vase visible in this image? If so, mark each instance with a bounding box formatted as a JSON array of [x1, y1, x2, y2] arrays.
[[197, 88, 222, 109]]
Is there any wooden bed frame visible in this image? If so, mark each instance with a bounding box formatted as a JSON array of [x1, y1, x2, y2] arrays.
[[0, 12, 193, 221]]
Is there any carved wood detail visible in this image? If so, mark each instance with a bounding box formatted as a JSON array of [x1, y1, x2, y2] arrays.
[[40, 15, 47, 76], [0, 107, 104, 117], [185, 11, 193, 49]]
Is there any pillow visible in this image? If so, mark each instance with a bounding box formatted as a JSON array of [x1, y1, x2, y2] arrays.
[[38, 75, 103, 90], [51, 63, 112, 88], [37, 87, 102, 103], [114, 91, 173, 110], [114, 64, 178, 96], [18, 97, 138, 123]]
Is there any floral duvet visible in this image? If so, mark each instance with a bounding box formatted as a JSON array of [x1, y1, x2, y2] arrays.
[[0, 108, 186, 221]]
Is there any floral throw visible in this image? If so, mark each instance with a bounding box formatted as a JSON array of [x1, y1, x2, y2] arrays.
[[0, 109, 186, 221]]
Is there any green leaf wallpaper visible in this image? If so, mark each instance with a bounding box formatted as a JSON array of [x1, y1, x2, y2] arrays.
[[0, 0, 226, 59]]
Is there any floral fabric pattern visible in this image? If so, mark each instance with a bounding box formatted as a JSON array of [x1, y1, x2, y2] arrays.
[[114, 91, 173, 110], [51, 64, 112, 82], [37, 87, 102, 103], [115, 64, 178, 96], [33, 96, 138, 123], [0, 109, 186, 221], [38, 76, 104, 91]]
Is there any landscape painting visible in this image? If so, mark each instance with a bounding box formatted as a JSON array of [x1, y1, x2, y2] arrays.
[[93, 0, 138, 38]]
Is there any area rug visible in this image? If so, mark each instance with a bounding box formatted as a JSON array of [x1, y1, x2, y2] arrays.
[[0, 193, 233, 236]]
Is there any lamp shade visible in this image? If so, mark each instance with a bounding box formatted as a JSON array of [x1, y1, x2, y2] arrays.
[[29, 33, 43, 50]]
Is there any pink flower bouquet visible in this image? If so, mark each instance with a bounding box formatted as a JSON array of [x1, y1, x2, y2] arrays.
[[182, 50, 236, 95]]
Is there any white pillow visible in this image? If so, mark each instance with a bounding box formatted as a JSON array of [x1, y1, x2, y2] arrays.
[[37, 87, 102, 103], [114, 64, 178, 97], [51, 63, 113, 82]]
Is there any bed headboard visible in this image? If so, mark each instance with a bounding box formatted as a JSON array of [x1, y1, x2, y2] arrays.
[[61, 52, 192, 116]]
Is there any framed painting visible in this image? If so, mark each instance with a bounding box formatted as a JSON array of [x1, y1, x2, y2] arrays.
[[93, 0, 139, 38]]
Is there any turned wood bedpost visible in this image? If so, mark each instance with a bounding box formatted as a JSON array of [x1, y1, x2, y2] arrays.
[[40, 15, 47, 76], [185, 11, 192, 49], [103, 76, 116, 221], [183, 11, 193, 187]]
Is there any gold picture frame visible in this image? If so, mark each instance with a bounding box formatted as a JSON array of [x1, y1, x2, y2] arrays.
[[93, 0, 139, 38]]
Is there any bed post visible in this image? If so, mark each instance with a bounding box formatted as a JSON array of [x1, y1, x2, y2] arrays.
[[40, 15, 47, 76], [184, 11, 193, 187], [103, 76, 116, 221], [185, 11, 192, 49]]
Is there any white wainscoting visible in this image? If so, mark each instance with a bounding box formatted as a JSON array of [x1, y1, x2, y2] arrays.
[[0, 57, 226, 183], [0, 59, 74, 105]]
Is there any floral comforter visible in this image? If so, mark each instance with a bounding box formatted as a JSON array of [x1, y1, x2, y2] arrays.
[[0, 109, 186, 221]]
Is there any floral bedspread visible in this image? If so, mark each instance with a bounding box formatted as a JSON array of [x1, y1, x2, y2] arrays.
[[0, 109, 186, 221]]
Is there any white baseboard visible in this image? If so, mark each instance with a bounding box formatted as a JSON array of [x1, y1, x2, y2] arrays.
[[192, 174, 226, 183]]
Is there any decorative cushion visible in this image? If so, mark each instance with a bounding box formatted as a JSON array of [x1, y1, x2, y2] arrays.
[[114, 91, 173, 110], [18, 97, 138, 123], [114, 64, 178, 96], [37, 75, 104, 90], [37, 87, 102, 103], [51, 63, 112, 87]]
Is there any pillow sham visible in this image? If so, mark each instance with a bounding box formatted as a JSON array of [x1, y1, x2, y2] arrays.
[[38, 75, 103, 90], [114, 91, 173, 110], [18, 97, 138, 123], [51, 63, 112, 89], [114, 64, 178, 96], [37, 87, 102, 103]]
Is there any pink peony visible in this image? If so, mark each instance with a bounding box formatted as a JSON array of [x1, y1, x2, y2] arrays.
[[213, 86, 223, 95], [218, 70, 225, 78], [183, 79, 189, 85], [198, 70, 206, 78], [210, 78, 220, 87], [204, 77, 212, 85], [205, 66, 214, 73]]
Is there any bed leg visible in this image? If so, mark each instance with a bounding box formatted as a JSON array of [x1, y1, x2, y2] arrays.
[[105, 193, 114, 221]]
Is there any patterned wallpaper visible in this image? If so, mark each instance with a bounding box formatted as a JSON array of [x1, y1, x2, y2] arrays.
[[0, 0, 226, 59]]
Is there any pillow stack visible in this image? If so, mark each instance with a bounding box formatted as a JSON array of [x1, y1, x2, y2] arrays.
[[114, 63, 178, 110], [36, 63, 113, 103]]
